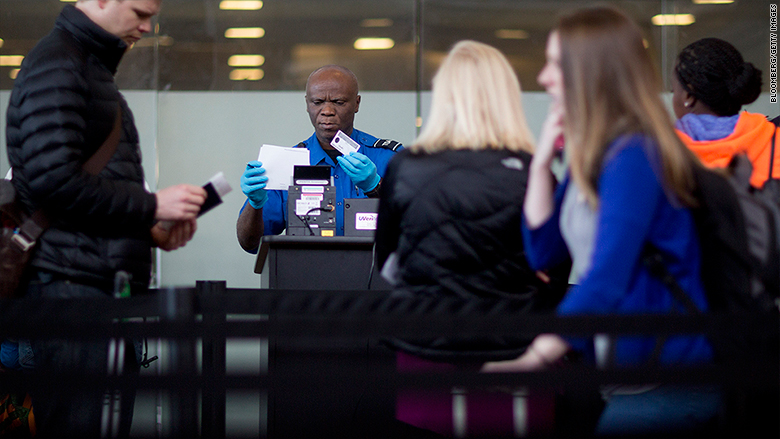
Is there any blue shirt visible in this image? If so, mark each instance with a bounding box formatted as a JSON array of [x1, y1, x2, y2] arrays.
[[240, 129, 401, 246], [522, 135, 713, 367]]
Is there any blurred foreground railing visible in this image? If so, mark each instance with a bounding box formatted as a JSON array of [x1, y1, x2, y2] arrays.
[[0, 280, 776, 438]]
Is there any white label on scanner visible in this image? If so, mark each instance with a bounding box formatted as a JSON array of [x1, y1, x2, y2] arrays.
[[355, 212, 378, 230]]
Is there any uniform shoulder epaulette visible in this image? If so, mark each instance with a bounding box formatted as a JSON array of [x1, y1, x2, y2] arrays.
[[295, 141, 306, 148], [371, 139, 402, 151]]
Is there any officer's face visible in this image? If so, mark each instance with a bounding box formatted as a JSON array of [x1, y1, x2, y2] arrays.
[[305, 69, 361, 148]]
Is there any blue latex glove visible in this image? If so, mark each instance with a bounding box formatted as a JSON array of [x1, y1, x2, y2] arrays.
[[241, 161, 269, 209], [336, 151, 380, 192]]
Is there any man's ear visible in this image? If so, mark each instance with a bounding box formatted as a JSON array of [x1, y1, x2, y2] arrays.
[[355, 95, 361, 113], [76, 0, 108, 22]]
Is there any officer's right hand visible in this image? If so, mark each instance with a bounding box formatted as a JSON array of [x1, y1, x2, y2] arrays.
[[241, 161, 269, 209]]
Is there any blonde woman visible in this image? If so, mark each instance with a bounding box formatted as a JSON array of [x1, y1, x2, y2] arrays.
[[375, 39, 566, 335], [374, 40, 569, 437], [484, 6, 721, 436]]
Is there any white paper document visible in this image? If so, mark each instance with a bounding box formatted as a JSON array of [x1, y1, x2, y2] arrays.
[[257, 144, 310, 190]]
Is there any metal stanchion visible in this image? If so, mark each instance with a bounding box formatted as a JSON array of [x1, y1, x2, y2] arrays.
[[200, 280, 227, 439], [160, 286, 198, 437]]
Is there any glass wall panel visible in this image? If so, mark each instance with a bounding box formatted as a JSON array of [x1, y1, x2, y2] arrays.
[[153, 0, 418, 91], [0, 1, 775, 93], [418, 1, 773, 93]]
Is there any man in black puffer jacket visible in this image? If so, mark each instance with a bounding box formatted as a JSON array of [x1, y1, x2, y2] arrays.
[[5, 1, 206, 437]]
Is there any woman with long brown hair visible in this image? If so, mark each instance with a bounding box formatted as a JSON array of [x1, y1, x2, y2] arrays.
[[484, 6, 721, 435]]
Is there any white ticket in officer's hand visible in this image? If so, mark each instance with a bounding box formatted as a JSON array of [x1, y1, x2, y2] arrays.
[[330, 130, 361, 156]]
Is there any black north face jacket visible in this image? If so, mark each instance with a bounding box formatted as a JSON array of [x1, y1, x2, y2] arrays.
[[6, 5, 157, 291], [375, 148, 570, 361]]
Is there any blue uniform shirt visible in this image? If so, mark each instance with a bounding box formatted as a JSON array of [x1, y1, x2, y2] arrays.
[[240, 129, 401, 247]]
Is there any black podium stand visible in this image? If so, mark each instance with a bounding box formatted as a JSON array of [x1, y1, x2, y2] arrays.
[[255, 235, 391, 290], [255, 235, 396, 438]]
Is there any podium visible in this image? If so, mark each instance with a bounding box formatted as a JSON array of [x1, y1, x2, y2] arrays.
[[254, 235, 391, 290], [255, 235, 396, 437]]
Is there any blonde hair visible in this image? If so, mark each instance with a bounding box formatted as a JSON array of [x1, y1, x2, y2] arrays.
[[411, 40, 535, 154], [557, 7, 698, 207]]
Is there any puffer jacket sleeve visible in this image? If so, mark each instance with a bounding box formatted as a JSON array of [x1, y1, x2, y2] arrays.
[[374, 150, 406, 270]]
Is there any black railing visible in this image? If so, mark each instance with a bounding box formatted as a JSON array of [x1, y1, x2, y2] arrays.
[[0, 280, 777, 438]]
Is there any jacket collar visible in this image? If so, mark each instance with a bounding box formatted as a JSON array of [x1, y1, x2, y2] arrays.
[[56, 5, 127, 75]]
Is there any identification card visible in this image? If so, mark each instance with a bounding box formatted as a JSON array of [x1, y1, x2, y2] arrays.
[[330, 130, 361, 156]]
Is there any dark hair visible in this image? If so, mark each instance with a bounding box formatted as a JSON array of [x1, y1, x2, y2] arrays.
[[675, 38, 762, 116]]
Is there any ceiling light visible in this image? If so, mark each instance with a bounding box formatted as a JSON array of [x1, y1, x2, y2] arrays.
[[219, 1, 263, 10], [354, 38, 395, 51], [59, 0, 77, 2], [230, 69, 264, 81], [495, 29, 529, 40], [360, 19, 393, 28], [0, 55, 24, 67], [9, 69, 20, 80], [692, 0, 734, 4], [652, 14, 696, 26], [225, 28, 265, 38], [0, 38, 3, 49], [228, 54, 265, 67]]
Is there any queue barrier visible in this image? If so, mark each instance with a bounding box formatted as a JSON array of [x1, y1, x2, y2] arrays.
[[0, 281, 776, 438]]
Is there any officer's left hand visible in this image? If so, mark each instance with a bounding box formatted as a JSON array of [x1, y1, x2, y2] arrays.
[[336, 151, 380, 192]]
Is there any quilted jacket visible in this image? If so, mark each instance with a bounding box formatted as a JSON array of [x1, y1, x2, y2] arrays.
[[6, 5, 157, 291]]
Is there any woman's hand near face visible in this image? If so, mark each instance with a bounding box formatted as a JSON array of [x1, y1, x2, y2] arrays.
[[533, 102, 565, 172], [524, 102, 564, 229]]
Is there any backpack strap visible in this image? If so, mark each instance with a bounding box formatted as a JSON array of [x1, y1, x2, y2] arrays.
[[642, 244, 701, 314], [11, 106, 123, 252], [769, 127, 777, 180], [640, 244, 701, 366], [83, 107, 123, 175], [767, 116, 780, 180]]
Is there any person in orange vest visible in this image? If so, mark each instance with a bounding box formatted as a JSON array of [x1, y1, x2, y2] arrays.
[[672, 37, 778, 189]]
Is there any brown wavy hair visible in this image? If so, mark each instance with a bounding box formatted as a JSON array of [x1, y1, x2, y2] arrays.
[[557, 6, 698, 207]]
